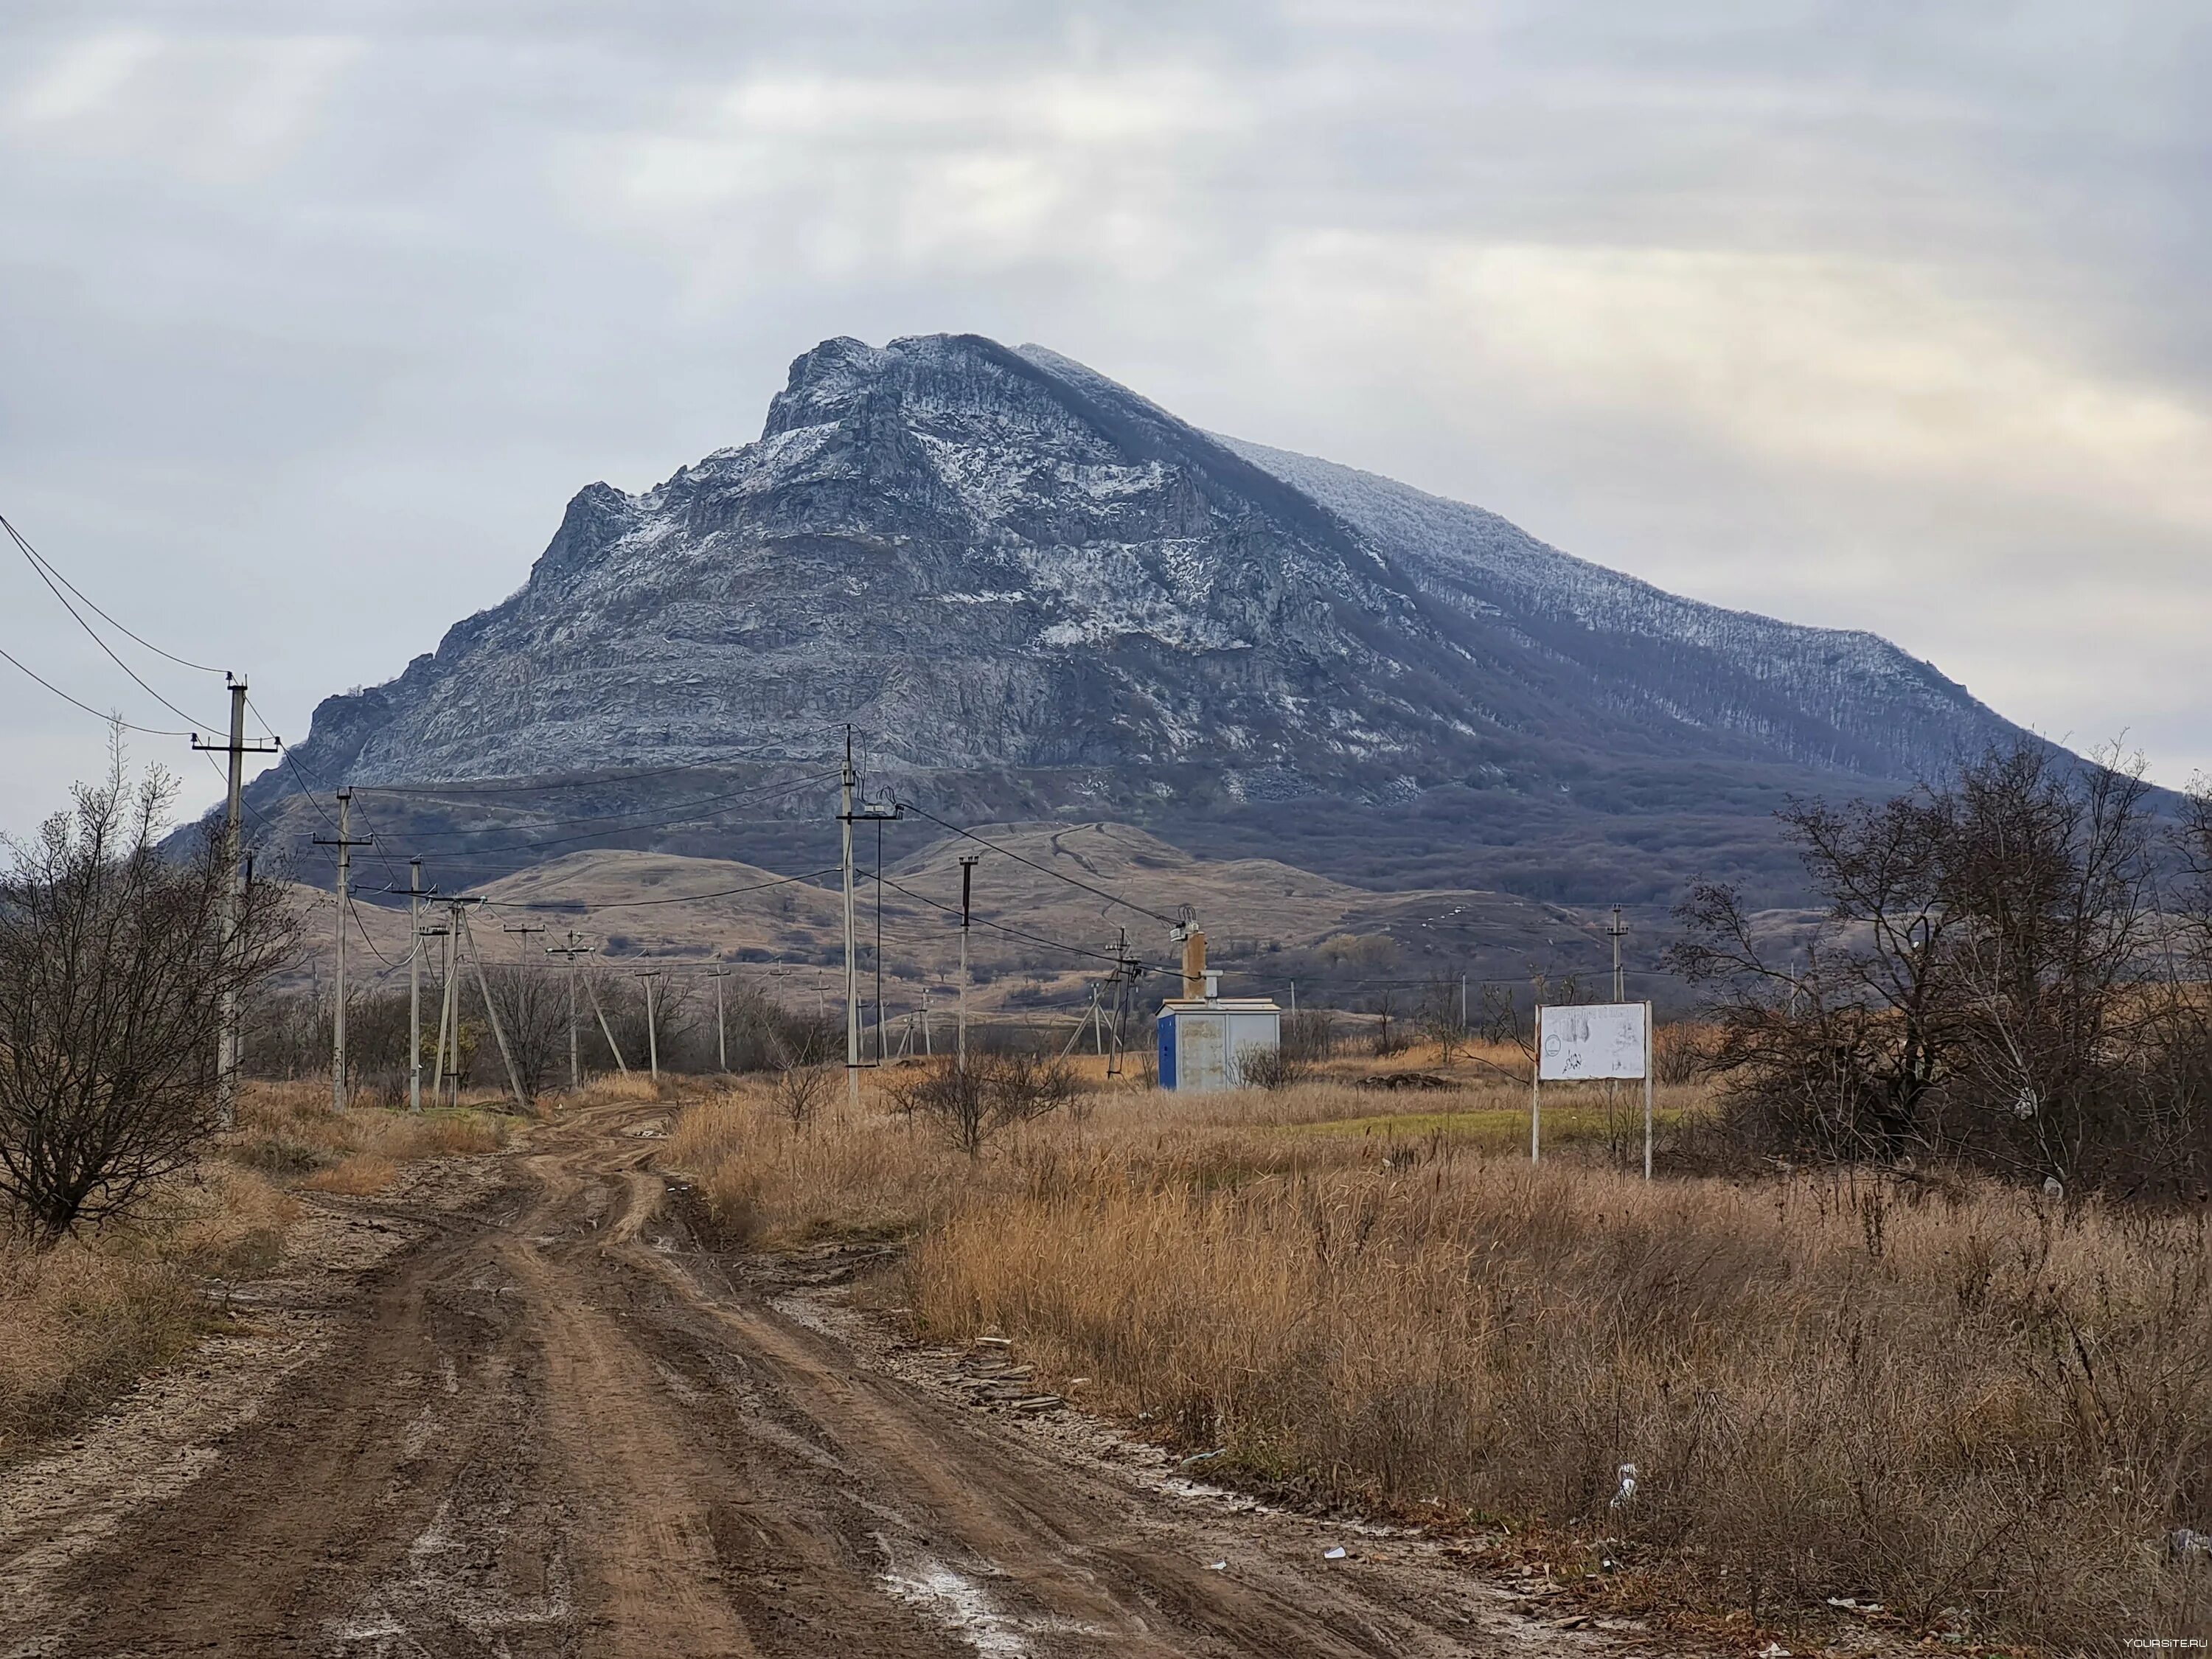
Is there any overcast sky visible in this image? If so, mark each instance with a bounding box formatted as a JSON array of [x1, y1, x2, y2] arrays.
[[2, 2, 2206, 835]]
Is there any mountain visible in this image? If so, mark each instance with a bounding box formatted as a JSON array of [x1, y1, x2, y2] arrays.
[[248, 332, 2033, 908]]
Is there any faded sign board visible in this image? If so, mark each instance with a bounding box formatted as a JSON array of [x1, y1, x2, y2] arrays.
[[1537, 1002, 1649, 1081]]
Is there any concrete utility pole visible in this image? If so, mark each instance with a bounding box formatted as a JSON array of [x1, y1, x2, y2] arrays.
[[709, 967, 730, 1073], [585, 974, 627, 1074], [841, 731, 859, 1106], [1607, 908, 1630, 1004], [313, 789, 373, 1112], [836, 731, 901, 1102], [546, 931, 594, 1091], [192, 676, 277, 1129], [460, 909, 529, 1113], [408, 859, 425, 1113], [957, 854, 978, 1075], [436, 902, 467, 1110], [635, 972, 661, 1082], [504, 921, 546, 961]]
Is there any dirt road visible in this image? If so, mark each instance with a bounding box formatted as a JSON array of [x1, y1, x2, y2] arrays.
[[7, 1101, 1639, 1658]]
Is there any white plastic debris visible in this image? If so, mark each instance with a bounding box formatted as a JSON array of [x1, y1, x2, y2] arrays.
[[2043, 1175, 2065, 1198], [1206, 1560, 1228, 1572], [1324, 1546, 1348, 1560], [2171, 1528, 2212, 1561], [2012, 1088, 2039, 1120], [1609, 1463, 1638, 1509], [1757, 1644, 1791, 1658], [1180, 1447, 1228, 1467]]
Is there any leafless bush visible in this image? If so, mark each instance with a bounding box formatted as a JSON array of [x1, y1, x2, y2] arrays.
[[1368, 990, 1410, 1057], [1418, 973, 1469, 1061], [481, 964, 569, 1102], [884, 1052, 1081, 1158], [1237, 1046, 1307, 1091], [773, 1064, 835, 1133], [1673, 740, 2212, 1192], [0, 748, 296, 1242], [1281, 1009, 1336, 1062]]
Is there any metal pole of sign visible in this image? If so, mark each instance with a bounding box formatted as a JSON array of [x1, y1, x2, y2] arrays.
[[1530, 1001, 1543, 1166], [1643, 1001, 1655, 1181]]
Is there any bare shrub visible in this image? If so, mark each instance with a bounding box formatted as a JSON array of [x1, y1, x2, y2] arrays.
[[1417, 973, 1469, 1062], [1672, 740, 2211, 1191], [773, 1064, 835, 1134], [886, 1053, 1079, 1158], [1237, 1046, 1307, 1091], [0, 750, 296, 1243], [1281, 1009, 1335, 1062]]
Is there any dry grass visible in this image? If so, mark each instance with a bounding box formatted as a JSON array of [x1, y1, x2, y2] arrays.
[[1, 1079, 512, 1465], [299, 1154, 402, 1196], [0, 1248, 205, 1458], [227, 1080, 508, 1177], [672, 1072, 2212, 1648]]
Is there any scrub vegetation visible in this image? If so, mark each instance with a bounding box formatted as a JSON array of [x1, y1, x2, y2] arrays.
[[672, 1054, 2212, 1649]]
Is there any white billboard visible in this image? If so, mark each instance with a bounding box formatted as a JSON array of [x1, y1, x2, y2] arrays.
[[1537, 1003, 1649, 1081]]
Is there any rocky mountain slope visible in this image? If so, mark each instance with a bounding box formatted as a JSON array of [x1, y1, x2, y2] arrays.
[[248, 332, 2035, 905]]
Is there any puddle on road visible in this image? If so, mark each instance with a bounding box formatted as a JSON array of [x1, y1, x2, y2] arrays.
[[327, 1496, 573, 1653], [874, 1536, 1037, 1657]]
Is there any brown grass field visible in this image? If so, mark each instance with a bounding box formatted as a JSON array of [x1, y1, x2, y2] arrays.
[[670, 1048, 2212, 1649], [0, 1082, 512, 1465]]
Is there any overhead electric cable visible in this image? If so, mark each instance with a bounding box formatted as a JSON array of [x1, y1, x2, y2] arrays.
[[487, 865, 841, 914], [364, 751, 821, 798], [350, 768, 841, 848], [0, 644, 196, 736], [894, 803, 1177, 925], [4, 518, 224, 731], [873, 871, 1166, 972], [1, 513, 226, 674]]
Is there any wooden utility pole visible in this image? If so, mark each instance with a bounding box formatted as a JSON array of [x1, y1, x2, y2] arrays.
[[504, 921, 546, 961], [1607, 908, 1630, 1004], [546, 931, 594, 1090], [191, 676, 276, 1128], [957, 854, 978, 1075], [313, 789, 373, 1112]]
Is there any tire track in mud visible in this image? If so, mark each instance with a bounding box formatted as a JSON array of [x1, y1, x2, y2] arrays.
[[21, 1102, 1640, 1658]]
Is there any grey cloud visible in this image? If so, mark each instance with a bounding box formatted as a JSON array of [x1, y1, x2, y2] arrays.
[[1, 1, 2207, 833]]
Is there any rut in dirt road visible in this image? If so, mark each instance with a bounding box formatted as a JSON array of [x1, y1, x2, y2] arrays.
[[27, 1102, 1621, 1659]]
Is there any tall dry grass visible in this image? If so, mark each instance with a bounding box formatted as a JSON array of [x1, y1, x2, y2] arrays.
[[228, 1081, 508, 1193], [673, 1074, 2212, 1646]]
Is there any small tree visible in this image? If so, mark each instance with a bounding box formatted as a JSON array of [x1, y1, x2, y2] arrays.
[[1418, 972, 1467, 1062], [886, 1052, 1079, 1158], [481, 964, 570, 1102], [0, 748, 296, 1243]]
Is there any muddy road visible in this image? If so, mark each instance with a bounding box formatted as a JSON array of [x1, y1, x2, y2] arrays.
[[6, 1102, 1641, 1658]]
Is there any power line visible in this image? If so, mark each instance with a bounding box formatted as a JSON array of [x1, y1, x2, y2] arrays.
[[362, 751, 820, 798], [0, 513, 226, 675], [481, 864, 841, 914], [348, 768, 841, 850], [895, 802, 1178, 925], [3, 516, 225, 731], [873, 870, 1167, 973], [0, 644, 196, 736]]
